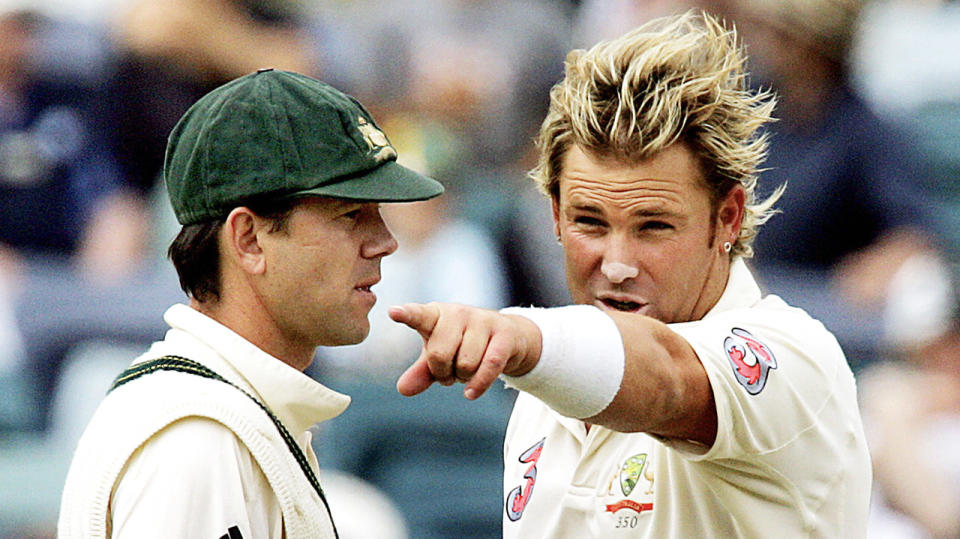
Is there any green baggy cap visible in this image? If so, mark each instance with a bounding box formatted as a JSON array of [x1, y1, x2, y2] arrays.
[[164, 68, 444, 225]]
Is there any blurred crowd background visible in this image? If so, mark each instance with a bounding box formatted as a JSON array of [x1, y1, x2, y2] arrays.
[[0, 0, 957, 537]]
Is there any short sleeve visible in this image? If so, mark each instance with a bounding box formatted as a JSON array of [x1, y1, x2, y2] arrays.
[[666, 298, 851, 461]]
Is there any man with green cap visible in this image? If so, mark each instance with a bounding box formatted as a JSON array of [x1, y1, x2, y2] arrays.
[[58, 69, 443, 539]]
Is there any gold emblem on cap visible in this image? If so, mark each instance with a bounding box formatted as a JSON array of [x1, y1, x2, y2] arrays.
[[357, 116, 397, 163]]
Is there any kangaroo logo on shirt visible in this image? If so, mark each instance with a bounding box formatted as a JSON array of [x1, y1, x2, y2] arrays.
[[604, 453, 655, 517], [505, 438, 545, 521], [724, 327, 777, 395]]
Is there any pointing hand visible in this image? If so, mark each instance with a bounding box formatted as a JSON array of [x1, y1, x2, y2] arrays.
[[388, 303, 542, 400]]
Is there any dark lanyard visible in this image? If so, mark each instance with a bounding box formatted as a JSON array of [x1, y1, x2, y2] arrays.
[[110, 355, 339, 538]]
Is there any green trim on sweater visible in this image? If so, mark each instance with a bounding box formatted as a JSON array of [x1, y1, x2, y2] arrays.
[[110, 355, 338, 539]]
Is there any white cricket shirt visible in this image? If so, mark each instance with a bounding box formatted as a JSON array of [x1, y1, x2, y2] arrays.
[[502, 259, 872, 538]]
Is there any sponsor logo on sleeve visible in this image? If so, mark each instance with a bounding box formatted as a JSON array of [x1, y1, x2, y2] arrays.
[[723, 327, 777, 395]]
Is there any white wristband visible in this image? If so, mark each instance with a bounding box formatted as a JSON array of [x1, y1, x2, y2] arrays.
[[499, 305, 625, 419]]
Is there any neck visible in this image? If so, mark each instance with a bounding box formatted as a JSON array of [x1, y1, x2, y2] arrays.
[[190, 297, 314, 372], [690, 253, 732, 321]]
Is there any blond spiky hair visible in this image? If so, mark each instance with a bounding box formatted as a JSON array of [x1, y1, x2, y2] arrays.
[[530, 10, 782, 258]]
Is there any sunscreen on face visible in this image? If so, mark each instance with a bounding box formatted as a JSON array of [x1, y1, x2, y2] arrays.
[[601, 261, 639, 283]]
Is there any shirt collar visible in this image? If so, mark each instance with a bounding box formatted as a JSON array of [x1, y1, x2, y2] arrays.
[[701, 257, 762, 318], [162, 304, 351, 434]]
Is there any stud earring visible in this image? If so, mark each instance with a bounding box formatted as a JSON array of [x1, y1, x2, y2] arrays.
[[723, 241, 732, 253]]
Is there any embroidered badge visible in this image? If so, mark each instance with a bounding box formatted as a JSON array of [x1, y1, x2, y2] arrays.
[[505, 438, 545, 522], [724, 327, 777, 395], [357, 116, 397, 163], [604, 453, 655, 517]]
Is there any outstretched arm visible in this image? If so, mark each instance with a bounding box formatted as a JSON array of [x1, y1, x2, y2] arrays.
[[389, 303, 716, 445]]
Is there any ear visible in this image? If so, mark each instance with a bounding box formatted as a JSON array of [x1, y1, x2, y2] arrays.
[[717, 185, 746, 244], [551, 196, 562, 240], [223, 207, 267, 276]]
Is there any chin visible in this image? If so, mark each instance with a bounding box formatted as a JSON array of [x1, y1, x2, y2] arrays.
[[343, 327, 371, 346], [323, 335, 365, 347], [319, 323, 370, 347]]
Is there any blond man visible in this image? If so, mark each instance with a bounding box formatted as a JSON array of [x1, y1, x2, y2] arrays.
[[390, 11, 871, 537]]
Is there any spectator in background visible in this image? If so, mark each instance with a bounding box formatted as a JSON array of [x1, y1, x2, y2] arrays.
[[573, 0, 733, 47], [851, 0, 960, 258], [0, 7, 144, 437], [728, 0, 947, 370], [312, 0, 569, 171], [860, 253, 960, 539], [0, 9, 138, 280], [309, 0, 573, 308], [105, 0, 319, 196]]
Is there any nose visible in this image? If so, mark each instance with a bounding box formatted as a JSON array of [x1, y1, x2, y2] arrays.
[[601, 260, 638, 283], [600, 236, 638, 283], [362, 209, 399, 259]]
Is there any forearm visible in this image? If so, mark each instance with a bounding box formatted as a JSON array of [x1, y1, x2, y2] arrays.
[[501, 306, 716, 443], [595, 312, 716, 443]]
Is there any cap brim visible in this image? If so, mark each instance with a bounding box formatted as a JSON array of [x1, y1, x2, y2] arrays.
[[293, 161, 444, 202]]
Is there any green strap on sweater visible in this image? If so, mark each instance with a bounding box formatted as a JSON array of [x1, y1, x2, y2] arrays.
[[110, 355, 338, 538]]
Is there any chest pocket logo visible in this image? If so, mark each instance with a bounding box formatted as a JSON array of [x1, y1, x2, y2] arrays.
[[724, 327, 777, 395], [505, 438, 545, 521]]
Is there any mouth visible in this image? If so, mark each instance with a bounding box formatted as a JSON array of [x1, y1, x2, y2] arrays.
[[355, 277, 380, 294], [597, 295, 645, 313]]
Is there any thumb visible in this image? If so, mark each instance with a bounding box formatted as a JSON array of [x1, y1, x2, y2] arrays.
[[396, 356, 436, 396]]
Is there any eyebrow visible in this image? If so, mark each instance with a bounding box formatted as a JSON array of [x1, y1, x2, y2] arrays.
[[568, 201, 675, 219]]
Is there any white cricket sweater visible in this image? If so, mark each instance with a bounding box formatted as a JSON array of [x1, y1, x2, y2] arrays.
[[58, 304, 351, 538]]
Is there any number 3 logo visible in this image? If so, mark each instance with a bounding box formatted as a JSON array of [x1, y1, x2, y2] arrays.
[[505, 438, 545, 522]]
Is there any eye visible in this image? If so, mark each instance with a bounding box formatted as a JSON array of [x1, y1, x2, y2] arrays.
[[341, 208, 362, 221], [572, 215, 605, 228], [640, 221, 673, 231]]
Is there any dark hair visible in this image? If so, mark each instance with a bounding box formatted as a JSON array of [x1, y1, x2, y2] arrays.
[[167, 197, 300, 302]]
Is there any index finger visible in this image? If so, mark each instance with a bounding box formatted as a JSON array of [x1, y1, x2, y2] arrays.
[[388, 303, 441, 338]]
